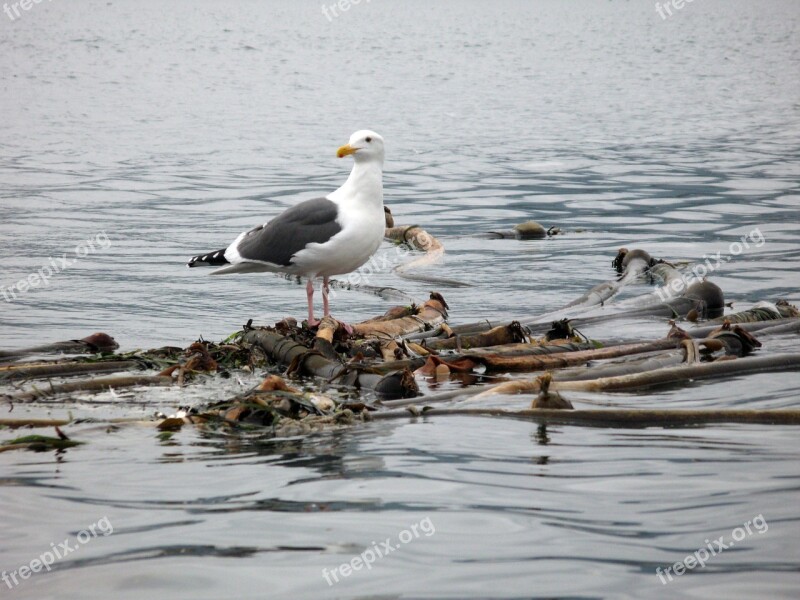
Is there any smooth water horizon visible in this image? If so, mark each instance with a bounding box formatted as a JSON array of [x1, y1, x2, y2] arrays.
[[2, 1, 800, 598]]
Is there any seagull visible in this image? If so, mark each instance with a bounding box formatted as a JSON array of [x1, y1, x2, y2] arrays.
[[188, 130, 386, 327]]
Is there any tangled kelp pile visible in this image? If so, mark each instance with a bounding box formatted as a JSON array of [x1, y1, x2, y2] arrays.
[[3, 222, 800, 447]]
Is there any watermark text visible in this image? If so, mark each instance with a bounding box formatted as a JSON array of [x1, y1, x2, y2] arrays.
[[656, 514, 768, 584], [4, 0, 55, 22], [2, 516, 114, 590], [655, 0, 697, 20], [1, 231, 111, 303], [322, 516, 435, 586], [655, 227, 765, 302], [322, 0, 371, 22]]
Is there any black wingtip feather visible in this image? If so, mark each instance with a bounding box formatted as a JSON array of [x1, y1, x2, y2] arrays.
[[187, 248, 229, 268]]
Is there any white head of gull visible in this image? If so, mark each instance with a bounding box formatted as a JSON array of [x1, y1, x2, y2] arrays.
[[188, 130, 386, 327]]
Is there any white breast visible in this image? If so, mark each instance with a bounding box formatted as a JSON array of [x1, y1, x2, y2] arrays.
[[290, 201, 385, 277]]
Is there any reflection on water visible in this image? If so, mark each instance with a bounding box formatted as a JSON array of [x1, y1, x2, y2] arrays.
[[1, 0, 799, 597]]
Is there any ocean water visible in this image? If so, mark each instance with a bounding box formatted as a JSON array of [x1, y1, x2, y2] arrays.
[[1, 0, 799, 598]]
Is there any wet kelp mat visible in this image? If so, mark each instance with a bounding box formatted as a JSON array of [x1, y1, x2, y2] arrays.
[[2, 222, 800, 450]]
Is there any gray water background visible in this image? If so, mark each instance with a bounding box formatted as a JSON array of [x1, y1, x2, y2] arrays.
[[1, 0, 800, 598]]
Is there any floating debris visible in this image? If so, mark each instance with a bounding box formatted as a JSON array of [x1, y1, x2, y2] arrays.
[[0, 332, 118, 364], [531, 374, 574, 410], [1, 428, 83, 453], [2, 233, 799, 435]]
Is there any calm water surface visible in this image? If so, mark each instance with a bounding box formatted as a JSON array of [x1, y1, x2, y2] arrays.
[[2, 0, 800, 598]]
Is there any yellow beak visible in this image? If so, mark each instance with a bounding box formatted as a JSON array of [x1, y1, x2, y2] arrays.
[[337, 143, 358, 158]]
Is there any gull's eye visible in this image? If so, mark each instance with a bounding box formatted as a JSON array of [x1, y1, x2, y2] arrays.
[[366, 137, 372, 143]]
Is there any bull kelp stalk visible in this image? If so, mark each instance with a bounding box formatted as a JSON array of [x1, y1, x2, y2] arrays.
[[474, 353, 800, 398], [8, 374, 173, 403], [423, 321, 528, 351], [368, 408, 800, 427], [371, 340, 597, 376], [0, 333, 119, 364], [522, 247, 660, 323], [413, 247, 727, 341], [0, 360, 142, 383], [438, 279, 726, 341], [384, 225, 470, 287]]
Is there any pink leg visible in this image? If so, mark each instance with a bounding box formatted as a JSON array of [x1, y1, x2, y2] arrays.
[[321, 277, 354, 334], [322, 276, 331, 317], [306, 278, 319, 327]]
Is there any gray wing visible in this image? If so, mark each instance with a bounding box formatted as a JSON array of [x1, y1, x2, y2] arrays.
[[234, 197, 342, 267]]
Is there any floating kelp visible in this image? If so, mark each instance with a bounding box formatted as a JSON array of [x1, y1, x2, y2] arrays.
[[423, 321, 528, 351], [413, 259, 727, 342], [709, 300, 799, 324], [0, 360, 142, 383], [353, 293, 449, 338], [0, 333, 119, 364], [239, 326, 420, 400], [2, 235, 799, 435], [612, 248, 659, 274], [1, 428, 83, 452], [368, 407, 800, 427], [531, 374, 574, 410], [479, 220, 560, 240], [384, 225, 469, 287], [688, 314, 800, 339], [152, 373, 369, 439], [476, 352, 800, 397], [707, 322, 762, 356]]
